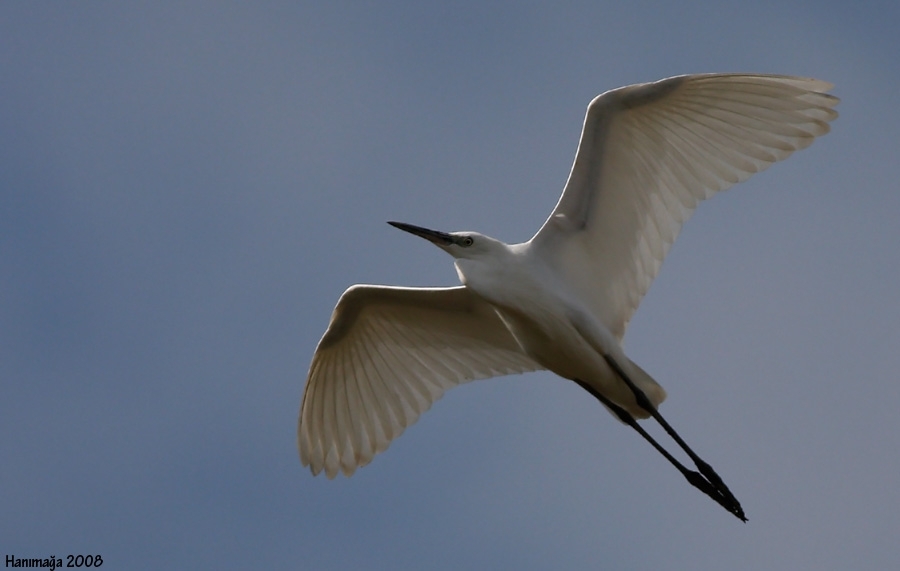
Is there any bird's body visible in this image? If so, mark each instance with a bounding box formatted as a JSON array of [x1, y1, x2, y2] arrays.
[[298, 73, 838, 519], [453, 237, 664, 417]]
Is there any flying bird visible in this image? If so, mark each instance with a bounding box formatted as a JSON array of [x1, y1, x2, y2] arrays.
[[298, 73, 838, 520]]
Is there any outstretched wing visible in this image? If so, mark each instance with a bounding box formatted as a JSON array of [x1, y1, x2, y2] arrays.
[[530, 74, 838, 339], [299, 285, 541, 478]]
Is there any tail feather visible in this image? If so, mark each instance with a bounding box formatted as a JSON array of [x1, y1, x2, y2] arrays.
[[623, 358, 666, 419]]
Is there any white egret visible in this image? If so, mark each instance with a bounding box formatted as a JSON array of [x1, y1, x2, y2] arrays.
[[298, 73, 838, 520]]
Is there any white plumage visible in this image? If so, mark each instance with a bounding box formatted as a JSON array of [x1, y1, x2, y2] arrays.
[[532, 74, 837, 340], [298, 73, 838, 510], [299, 285, 540, 475]]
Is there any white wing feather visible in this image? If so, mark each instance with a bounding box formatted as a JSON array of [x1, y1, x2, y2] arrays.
[[531, 74, 839, 339], [298, 285, 541, 478]]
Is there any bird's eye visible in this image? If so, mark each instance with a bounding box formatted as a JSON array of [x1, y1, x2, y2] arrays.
[[459, 236, 474, 247]]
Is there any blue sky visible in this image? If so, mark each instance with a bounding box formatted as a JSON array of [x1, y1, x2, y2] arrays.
[[2, 1, 898, 569]]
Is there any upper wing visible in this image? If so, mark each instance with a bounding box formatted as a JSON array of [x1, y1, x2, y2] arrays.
[[530, 74, 839, 340], [298, 285, 542, 478]]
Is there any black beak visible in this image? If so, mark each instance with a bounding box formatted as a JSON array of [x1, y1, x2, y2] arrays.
[[387, 221, 454, 246]]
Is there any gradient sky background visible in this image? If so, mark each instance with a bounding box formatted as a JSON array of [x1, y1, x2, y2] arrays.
[[3, 2, 898, 569]]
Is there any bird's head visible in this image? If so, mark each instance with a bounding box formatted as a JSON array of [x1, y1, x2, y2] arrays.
[[387, 221, 504, 260]]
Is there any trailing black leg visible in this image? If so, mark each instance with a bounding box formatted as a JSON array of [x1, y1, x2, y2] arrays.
[[600, 356, 745, 521], [580, 364, 747, 522], [572, 379, 732, 508]]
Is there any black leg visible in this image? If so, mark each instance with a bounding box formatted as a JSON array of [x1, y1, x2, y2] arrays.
[[600, 356, 746, 521], [577, 367, 747, 522]]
